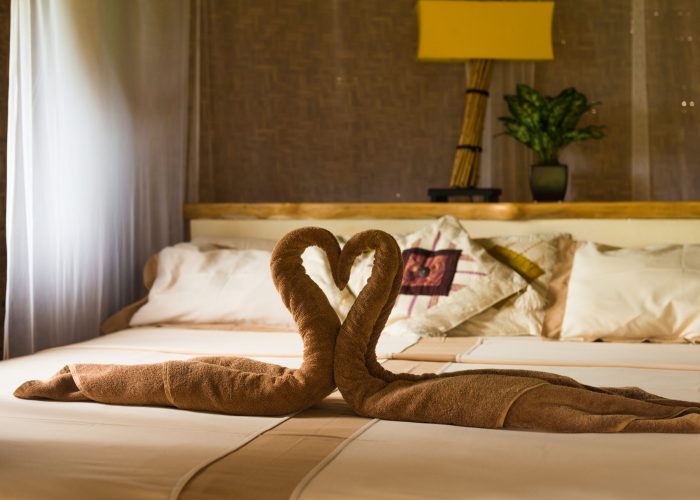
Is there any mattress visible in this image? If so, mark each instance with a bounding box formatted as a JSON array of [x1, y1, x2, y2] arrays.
[[1, 329, 699, 499]]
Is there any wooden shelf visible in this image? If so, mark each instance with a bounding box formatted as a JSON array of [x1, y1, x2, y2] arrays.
[[427, 187, 502, 202], [184, 202, 700, 221]]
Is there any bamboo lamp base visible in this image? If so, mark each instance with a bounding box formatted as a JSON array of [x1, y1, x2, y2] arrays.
[[449, 59, 494, 188]]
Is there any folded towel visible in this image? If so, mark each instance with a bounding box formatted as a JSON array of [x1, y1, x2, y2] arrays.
[[15, 227, 343, 416], [334, 229, 700, 433]]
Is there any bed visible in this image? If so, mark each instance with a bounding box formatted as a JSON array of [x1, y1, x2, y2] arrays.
[[2, 201, 699, 499]]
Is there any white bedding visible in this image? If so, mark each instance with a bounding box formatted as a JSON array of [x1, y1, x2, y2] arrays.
[[296, 337, 700, 500], [3, 331, 699, 499], [60, 326, 418, 360], [0, 327, 417, 499], [459, 336, 700, 371]]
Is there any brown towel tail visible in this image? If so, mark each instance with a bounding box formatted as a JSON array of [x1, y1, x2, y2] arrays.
[[15, 227, 342, 417]]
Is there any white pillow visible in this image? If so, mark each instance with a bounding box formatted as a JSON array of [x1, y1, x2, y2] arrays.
[[560, 241, 700, 343], [191, 237, 354, 319], [347, 216, 527, 337], [130, 242, 353, 329], [303, 245, 355, 320]]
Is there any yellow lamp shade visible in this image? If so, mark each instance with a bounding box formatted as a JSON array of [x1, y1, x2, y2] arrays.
[[417, 0, 554, 61]]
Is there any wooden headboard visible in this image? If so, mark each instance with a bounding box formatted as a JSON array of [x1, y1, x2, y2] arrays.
[[184, 202, 700, 247]]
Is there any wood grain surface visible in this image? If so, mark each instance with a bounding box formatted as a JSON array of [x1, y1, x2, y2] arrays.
[[184, 202, 700, 221]]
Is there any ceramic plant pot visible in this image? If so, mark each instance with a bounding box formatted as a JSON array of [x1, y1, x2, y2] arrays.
[[529, 164, 568, 202]]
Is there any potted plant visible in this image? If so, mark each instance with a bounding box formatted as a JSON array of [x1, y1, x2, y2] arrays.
[[499, 84, 605, 201]]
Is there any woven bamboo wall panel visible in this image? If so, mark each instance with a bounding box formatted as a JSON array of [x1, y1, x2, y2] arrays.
[[534, 0, 631, 201], [197, 0, 700, 203], [198, 0, 465, 202], [645, 0, 700, 200]]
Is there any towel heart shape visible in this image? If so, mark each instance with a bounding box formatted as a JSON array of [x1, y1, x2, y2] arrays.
[[273, 227, 402, 337]]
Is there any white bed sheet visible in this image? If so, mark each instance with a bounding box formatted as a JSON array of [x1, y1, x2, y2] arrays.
[[0, 325, 417, 500], [296, 337, 700, 500], [461, 336, 700, 371], [68, 326, 417, 359]]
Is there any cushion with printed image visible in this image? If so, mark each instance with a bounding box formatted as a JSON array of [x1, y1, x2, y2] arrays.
[[347, 216, 527, 337]]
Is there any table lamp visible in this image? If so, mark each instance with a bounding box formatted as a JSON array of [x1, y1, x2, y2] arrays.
[[418, 0, 554, 188]]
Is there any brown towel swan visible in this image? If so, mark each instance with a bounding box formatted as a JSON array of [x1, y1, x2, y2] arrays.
[[334, 229, 700, 433], [14, 227, 343, 416]]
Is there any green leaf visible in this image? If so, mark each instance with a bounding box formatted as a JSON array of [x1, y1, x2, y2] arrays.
[[501, 120, 534, 148], [504, 95, 539, 132], [516, 83, 546, 107]]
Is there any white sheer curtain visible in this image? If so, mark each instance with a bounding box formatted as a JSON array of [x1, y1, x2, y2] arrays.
[[4, 0, 191, 358]]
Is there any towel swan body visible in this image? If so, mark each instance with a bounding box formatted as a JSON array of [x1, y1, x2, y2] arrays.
[[15, 228, 343, 416], [334, 230, 700, 433]]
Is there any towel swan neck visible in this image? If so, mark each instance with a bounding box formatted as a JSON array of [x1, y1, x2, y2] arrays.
[[334, 230, 434, 410], [267, 226, 343, 402]]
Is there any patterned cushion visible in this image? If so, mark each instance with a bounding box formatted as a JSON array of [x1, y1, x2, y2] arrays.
[[347, 216, 528, 337], [450, 233, 569, 337]]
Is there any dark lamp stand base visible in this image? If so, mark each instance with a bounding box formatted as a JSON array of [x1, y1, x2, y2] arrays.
[[428, 187, 502, 203]]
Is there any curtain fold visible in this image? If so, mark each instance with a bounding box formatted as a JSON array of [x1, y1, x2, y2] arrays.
[[4, 0, 191, 358]]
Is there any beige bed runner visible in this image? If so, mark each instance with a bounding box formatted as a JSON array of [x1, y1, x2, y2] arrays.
[[389, 336, 481, 362], [396, 336, 700, 372], [179, 359, 446, 500]]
